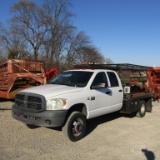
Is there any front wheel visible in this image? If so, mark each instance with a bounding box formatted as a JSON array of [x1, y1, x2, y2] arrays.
[[136, 101, 146, 118], [62, 111, 86, 142]]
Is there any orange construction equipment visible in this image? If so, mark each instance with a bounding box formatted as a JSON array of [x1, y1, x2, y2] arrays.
[[0, 59, 46, 99], [147, 67, 160, 100], [45, 68, 58, 81]]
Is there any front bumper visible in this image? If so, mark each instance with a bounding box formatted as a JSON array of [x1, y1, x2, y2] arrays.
[[12, 104, 67, 127]]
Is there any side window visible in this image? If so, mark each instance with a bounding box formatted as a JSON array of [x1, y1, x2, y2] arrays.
[[107, 72, 119, 87], [92, 72, 108, 88]]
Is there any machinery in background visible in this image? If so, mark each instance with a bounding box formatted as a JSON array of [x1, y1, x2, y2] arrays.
[[45, 68, 58, 81], [0, 59, 46, 99], [147, 67, 160, 100]]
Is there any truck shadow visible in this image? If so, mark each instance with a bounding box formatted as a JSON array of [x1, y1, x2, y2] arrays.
[[0, 108, 11, 111], [0, 99, 14, 111], [84, 112, 136, 138], [0, 98, 14, 102]]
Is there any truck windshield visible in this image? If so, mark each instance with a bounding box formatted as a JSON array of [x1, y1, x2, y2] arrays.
[[50, 71, 93, 87]]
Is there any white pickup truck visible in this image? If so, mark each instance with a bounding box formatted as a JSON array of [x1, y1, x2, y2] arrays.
[[12, 64, 153, 141]]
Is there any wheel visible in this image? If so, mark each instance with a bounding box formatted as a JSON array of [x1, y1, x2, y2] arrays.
[[62, 111, 86, 142], [26, 123, 38, 129], [148, 105, 152, 112], [136, 101, 146, 118], [146, 98, 152, 112]]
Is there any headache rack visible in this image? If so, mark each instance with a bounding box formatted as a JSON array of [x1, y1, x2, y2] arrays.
[[74, 63, 152, 85]]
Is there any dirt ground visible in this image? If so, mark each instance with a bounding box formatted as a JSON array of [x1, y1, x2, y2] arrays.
[[0, 100, 160, 160]]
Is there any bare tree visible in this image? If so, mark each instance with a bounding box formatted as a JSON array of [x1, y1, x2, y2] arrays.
[[63, 31, 91, 69], [10, 0, 46, 60], [105, 57, 114, 64], [42, 0, 74, 70], [0, 0, 107, 71], [75, 46, 105, 65], [0, 23, 28, 58]]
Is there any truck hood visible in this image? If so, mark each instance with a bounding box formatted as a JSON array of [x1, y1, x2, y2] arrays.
[[20, 84, 84, 99]]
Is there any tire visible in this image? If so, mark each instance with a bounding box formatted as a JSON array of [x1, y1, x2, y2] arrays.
[[148, 105, 152, 112], [136, 101, 146, 118], [26, 123, 38, 129], [146, 98, 152, 112], [62, 111, 86, 142]]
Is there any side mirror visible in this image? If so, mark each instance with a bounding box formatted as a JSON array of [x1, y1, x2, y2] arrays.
[[124, 86, 130, 94]]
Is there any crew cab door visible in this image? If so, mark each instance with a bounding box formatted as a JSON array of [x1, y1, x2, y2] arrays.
[[88, 71, 123, 118]]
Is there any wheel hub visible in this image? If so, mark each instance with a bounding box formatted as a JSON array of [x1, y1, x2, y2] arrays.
[[141, 104, 145, 114], [74, 122, 83, 133], [73, 120, 84, 136]]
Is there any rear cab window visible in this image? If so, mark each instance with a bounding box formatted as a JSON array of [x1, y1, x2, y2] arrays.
[[107, 72, 119, 87]]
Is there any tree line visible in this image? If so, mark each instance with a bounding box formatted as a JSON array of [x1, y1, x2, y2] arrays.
[[0, 0, 113, 72]]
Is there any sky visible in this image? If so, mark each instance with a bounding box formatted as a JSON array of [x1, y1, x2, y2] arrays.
[[0, 0, 160, 67]]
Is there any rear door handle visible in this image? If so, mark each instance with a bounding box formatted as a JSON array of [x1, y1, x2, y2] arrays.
[[119, 90, 122, 92]]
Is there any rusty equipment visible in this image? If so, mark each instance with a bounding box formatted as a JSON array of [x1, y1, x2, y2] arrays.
[[147, 67, 160, 100], [0, 59, 46, 99]]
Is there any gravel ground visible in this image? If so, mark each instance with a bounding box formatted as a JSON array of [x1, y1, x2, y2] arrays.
[[0, 99, 160, 160]]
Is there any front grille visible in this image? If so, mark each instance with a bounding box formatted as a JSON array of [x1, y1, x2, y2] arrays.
[[28, 103, 41, 110], [15, 93, 45, 112], [16, 94, 25, 100], [28, 96, 42, 103], [16, 101, 25, 108]]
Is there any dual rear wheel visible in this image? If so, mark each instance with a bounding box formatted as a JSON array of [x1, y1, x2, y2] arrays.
[[136, 99, 152, 118], [136, 101, 146, 117]]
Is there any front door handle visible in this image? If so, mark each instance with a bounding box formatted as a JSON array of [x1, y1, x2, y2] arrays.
[[106, 91, 111, 94]]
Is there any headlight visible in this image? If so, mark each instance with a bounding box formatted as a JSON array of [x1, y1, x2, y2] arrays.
[[46, 98, 67, 110]]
